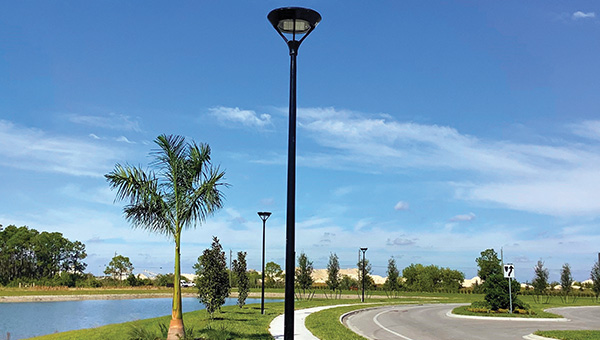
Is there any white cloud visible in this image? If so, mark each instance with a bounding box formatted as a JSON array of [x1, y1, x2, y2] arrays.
[[571, 120, 600, 141], [209, 106, 271, 128], [298, 107, 537, 175], [386, 237, 416, 246], [115, 136, 135, 144], [450, 212, 476, 222], [394, 201, 410, 211], [461, 170, 600, 216], [573, 11, 596, 20], [68, 112, 141, 132], [290, 107, 600, 217], [59, 184, 115, 205], [0, 120, 124, 177], [332, 186, 354, 197]]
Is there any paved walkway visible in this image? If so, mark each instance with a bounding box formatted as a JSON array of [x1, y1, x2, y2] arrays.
[[269, 304, 358, 340]]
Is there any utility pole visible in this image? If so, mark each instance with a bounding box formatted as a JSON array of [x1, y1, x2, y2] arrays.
[[229, 249, 232, 286]]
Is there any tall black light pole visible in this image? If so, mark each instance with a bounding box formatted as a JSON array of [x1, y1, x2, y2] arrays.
[[268, 7, 321, 339], [360, 247, 368, 303], [257, 211, 271, 315]]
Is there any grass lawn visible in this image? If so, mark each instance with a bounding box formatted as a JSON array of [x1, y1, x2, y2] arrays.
[[535, 330, 600, 340]]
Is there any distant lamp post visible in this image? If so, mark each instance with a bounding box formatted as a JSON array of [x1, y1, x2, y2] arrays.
[[257, 211, 272, 315], [360, 247, 368, 303], [268, 6, 321, 339]]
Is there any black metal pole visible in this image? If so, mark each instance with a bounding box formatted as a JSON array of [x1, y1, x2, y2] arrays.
[[261, 218, 266, 315], [362, 251, 365, 303], [284, 40, 299, 340]]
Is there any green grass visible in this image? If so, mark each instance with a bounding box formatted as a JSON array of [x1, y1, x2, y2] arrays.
[[535, 330, 600, 340], [305, 305, 370, 340], [28, 303, 281, 340], [452, 305, 560, 318]]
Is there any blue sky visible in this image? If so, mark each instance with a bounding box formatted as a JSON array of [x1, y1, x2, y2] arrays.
[[1, 1, 599, 283]]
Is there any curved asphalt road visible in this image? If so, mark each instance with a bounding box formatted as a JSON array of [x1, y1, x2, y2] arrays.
[[343, 304, 600, 340]]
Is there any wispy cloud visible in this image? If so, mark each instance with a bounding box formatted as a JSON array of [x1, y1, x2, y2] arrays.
[[0, 120, 124, 177], [386, 237, 416, 246], [394, 201, 410, 211], [68, 112, 141, 132], [209, 106, 271, 128], [573, 11, 596, 20], [291, 107, 600, 217], [571, 120, 600, 141], [450, 212, 476, 222], [115, 136, 135, 144]]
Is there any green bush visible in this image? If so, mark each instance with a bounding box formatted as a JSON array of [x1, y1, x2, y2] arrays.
[[483, 273, 524, 310]]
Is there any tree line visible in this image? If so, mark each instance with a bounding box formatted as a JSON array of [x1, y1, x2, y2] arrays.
[[0, 224, 87, 286]]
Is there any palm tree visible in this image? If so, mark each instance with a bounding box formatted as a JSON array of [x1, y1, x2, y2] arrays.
[[105, 134, 226, 340]]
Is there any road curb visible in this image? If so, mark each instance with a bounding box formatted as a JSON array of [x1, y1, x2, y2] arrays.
[[446, 310, 569, 322], [523, 334, 559, 340]]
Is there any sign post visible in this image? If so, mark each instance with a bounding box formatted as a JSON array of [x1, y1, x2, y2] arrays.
[[503, 263, 515, 314]]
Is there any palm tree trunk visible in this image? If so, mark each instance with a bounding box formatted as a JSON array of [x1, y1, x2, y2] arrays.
[[167, 230, 185, 340]]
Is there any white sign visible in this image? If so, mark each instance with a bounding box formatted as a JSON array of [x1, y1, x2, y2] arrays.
[[503, 264, 515, 278]]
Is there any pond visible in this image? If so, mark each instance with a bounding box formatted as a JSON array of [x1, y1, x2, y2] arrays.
[[0, 297, 274, 340]]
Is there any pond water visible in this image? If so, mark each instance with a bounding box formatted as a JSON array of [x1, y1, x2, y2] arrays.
[[0, 297, 273, 340]]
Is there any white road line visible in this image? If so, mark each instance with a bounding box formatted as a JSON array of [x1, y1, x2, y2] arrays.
[[373, 309, 416, 340]]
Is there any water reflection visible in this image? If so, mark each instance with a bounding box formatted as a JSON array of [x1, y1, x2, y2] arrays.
[[0, 297, 271, 340]]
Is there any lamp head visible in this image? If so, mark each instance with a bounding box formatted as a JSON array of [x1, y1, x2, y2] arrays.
[[258, 211, 272, 222], [268, 7, 321, 44], [360, 247, 368, 252]]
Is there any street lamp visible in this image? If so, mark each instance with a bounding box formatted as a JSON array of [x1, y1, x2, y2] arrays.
[[257, 211, 272, 315], [268, 7, 321, 339], [360, 247, 368, 303]]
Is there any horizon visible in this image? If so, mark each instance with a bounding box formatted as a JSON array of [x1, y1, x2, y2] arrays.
[[1, 1, 600, 284]]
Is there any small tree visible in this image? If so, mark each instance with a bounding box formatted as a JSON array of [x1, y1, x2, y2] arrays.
[[483, 273, 522, 310], [265, 261, 283, 288], [591, 261, 600, 301], [325, 253, 341, 296], [194, 236, 230, 317], [339, 275, 358, 290], [104, 254, 134, 281], [232, 251, 249, 308], [474, 248, 522, 310], [357, 258, 373, 291], [476, 248, 502, 281], [296, 252, 314, 299], [532, 260, 549, 303], [560, 263, 574, 302], [384, 257, 400, 295]]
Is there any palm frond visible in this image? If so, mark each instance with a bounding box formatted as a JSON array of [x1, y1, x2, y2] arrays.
[[105, 163, 174, 234], [180, 166, 228, 229], [124, 203, 174, 236], [151, 135, 187, 178], [106, 134, 227, 236]]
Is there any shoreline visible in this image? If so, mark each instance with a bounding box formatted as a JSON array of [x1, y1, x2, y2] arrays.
[[0, 291, 287, 303], [0, 291, 443, 303]]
